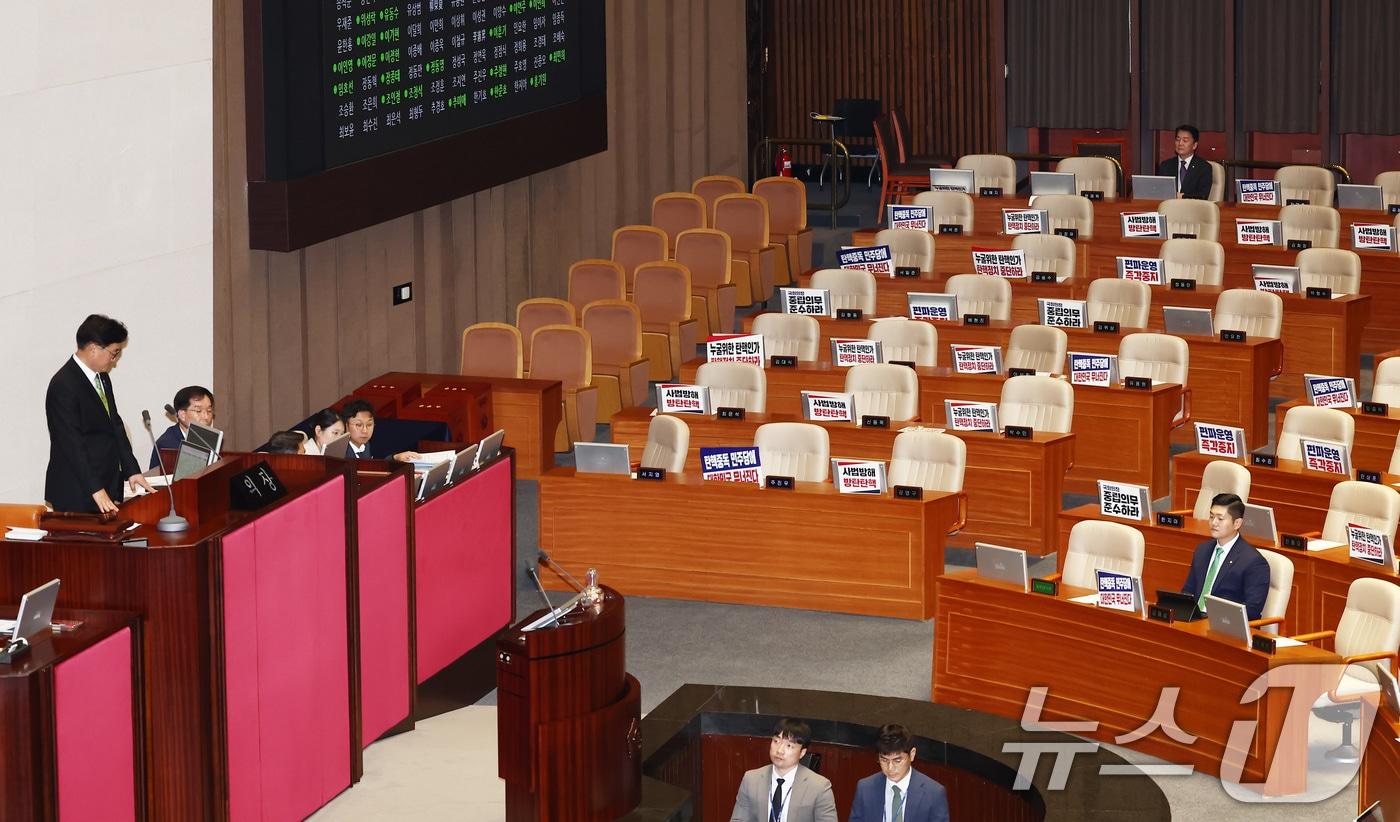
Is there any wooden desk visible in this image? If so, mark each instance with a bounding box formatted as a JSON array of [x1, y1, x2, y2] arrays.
[[794, 268, 1080, 323], [372, 371, 562, 478], [0, 609, 142, 821], [609, 407, 1074, 555], [1274, 400, 1400, 476], [678, 358, 1176, 497], [1171, 451, 1377, 536], [934, 570, 1339, 794], [537, 469, 961, 619], [1361, 702, 1400, 819]]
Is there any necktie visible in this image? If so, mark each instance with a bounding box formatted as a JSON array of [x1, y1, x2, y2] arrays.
[[94, 374, 111, 416], [1198, 545, 1226, 610], [1178, 159, 1187, 190], [771, 777, 785, 822], [891, 784, 904, 822]]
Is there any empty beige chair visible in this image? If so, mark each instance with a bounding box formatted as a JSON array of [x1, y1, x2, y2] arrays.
[[1276, 405, 1354, 461], [955, 154, 1016, 193], [1375, 358, 1400, 407], [651, 192, 708, 253], [911, 190, 975, 233], [1254, 550, 1295, 636], [1306, 577, 1400, 762], [696, 361, 767, 413], [1320, 482, 1400, 544], [868, 318, 937, 367], [1377, 171, 1400, 212], [754, 422, 830, 482], [567, 259, 626, 314], [1012, 234, 1075, 282], [1160, 238, 1224, 286], [1057, 520, 1146, 589], [752, 313, 820, 362], [1055, 156, 1118, 197], [1276, 165, 1336, 206], [844, 363, 918, 421], [1190, 460, 1252, 520], [1297, 247, 1361, 295], [1119, 332, 1191, 424], [713, 193, 777, 306], [611, 225, 669, 292], [1035, 194, 1095, 237], [1215, 288, 1282, 338], [999, 375, 1073, 433], [875, 227, 935, 272], [1157, 199, 1220, 242], [580, 300, 650, 417], [1208, 160, 1225, 202], [675, 228, 738, 336], [1006, 325, 1067, 374], [527, 324, 598, 453], [945, 274, 1012, 321], [810, 268, 877, 316], [640, 414, 689, 473], [633, 261, 701, 381], [691, 174, 746, 220], [889, 429, 966, 492], [1085, 279, 1151, 328], [753, 176, 813, 277], [1280, 204, 1341, 248], [517, 297, 576, 371], [459, 322, 523, 378]]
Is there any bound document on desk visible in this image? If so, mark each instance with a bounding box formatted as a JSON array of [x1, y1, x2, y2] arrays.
[[411, 450, 457, 473]]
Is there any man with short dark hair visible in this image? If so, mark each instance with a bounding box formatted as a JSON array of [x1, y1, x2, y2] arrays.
[[340, 400, 420, 463], [1156, 124, 1212, 200], [45, 314, 153, 512], [149, 385, 215, 468], [729, 718, 837, 822], [1181, 492, 1272, 620], [849, 724, 949, 822]]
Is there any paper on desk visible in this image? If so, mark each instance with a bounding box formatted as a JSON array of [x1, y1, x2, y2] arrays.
[[0, 619, 14, 633], [4, 527, 46, 541], [410, 450, 456, 472], [1307, 539, 1345, 552], [1272, 637, 1306, 648], [1069, 593, 1099, 604], [145, 474, 172, 488]]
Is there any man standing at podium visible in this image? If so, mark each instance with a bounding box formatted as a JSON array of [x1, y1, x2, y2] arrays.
[[848, 724, 949, 822], [44, 314, 152, 513], [1181, 493, 1270, 620], [729, 718, 837, 822]]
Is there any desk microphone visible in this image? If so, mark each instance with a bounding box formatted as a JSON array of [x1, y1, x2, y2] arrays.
[[142, 410, 189, 532]]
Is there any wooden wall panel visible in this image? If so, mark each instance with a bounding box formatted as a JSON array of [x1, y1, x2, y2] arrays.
[[213, 0, 748, 449], [764, 0, 1004, 166]]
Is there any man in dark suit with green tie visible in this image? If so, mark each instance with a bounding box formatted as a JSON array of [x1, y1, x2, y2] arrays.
[[1181, 492, 1272, 620], [44, 314, 152, 513]]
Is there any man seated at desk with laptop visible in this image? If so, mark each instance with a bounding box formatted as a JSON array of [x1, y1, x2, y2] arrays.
[[340, 399, 421, 463], [1156, 124, 1213, 200], [1181, 493, 1271, 620], [149, 385, 215, 468]]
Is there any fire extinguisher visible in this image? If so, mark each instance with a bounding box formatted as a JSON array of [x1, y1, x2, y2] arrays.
[[775, 145, 793, 177]]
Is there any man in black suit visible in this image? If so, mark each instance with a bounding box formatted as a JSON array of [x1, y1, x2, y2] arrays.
[[340, 399, 420, 463], [1181, 492, 1271, 620], [149, 385, 215, 468], [1156, 124, 1213, 200], [45, 315, 152, 513]]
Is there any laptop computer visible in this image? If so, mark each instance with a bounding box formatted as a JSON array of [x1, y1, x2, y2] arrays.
[[929, 168, 976, 193], [3, 579, 60, 643], [415, 459, 452, 502], [449, 444, 479, 484], [1154, 589, 1205, 622], [173, 441, 214, 481], [574, 442, 631, 475], [186, 422, 224, 456], [1162, 306, 1214, 336], [975, 543, 1029, 592], [475, 429, 506, 468], [1030, 171, 1077, 196], [1338, 184, 1384, 212], [1242, 503, 1279, 547], [322, 432, 353, 459], [1132, 174, 1178, 201], [1205, 594, 1252, 648]]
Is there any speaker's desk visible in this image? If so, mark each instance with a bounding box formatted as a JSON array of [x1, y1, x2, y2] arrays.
[[934, 570, 1339, 795], [609, 407, 1073, 555], [536, 468, 962, 619], [1274, 400, 1400, 476], [677, 358, 1177, 497]]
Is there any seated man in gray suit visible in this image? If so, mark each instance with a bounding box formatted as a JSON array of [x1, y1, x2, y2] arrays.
[[849, 724, 949, 822], [730, 718, 837, 822]]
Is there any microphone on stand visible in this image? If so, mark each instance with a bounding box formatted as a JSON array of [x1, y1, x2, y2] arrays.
[[142, 410, 189, 532], [537, 550, 584, 591], [524, 564, 562, 628]]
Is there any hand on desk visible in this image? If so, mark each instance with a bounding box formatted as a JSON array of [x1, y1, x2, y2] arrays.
[[392, 451, 422, 463]]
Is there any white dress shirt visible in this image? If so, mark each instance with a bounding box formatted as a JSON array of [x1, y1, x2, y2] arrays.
[[72, 354, 103, 399], [883, 769, 912, 822], [768, 765, 798, 822], [349, 441, 368, 458]]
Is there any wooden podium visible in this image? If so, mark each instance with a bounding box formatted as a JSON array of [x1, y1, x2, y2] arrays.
[[496, 586, 641, 821]]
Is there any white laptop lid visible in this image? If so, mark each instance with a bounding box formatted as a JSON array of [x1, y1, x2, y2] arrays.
[[450, 444, 479, 483], [1030, 171, 1077, 196], [322, 432, 353, 459], [1132, 175, 1178, 201], [1162, 306, 1214, 336], [574, 442, 631, 475], [8, 579, 60, 642], [417, 459, 452, 501], [1205, 594, 1251, 648], [1241, 503, 1279, 546], [975, 543, 1029, 591], [476, 429, 506, 467], [1338, 184, 1384, 211], [929, 168, 976, 193]]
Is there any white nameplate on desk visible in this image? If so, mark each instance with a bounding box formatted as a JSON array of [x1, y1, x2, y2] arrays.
[[1039, 298, 1087, 328], [832, 459, 887, 494], [950, 344, 1002, 374], [1098, 479, 1149, 522], [887, 205, 931, 231], [1300, 437, 1351, 475], [1236, 219, 1280, 245], [1348, 522, 1395, 569], [944, 400, 999, 432], [838, 245, 894, 277], [706, 333, 765, 365], [1116, 256, 1164, 285], [1120, 212, 1166, 238], [1251, 264, 1299, 294], [1068, 352, 1117, 386], [1002, 208, 1047, 235], [700, 446, 761, 484], [656, 384, 711, 415], [971, 248, 1027, 279], [801, 390, 855, 422], [1305, 373, 1357, 408], [830, 338, 882, 367], [1096, 569, 1145, 614], [780, 287, 832, 317], [1194, 422, 1246, 459], [1237, 179, 1281, 206], [1353, 223, 1397, 251], [907, 293, 957, 321]]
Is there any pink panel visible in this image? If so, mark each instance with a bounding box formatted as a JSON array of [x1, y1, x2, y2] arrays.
[[221, 521, 263, 822], [414, 456, 513, 682], [223, 477, 352, 822], [54, 627, 136, 822], [356, 475, 411, 744]]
